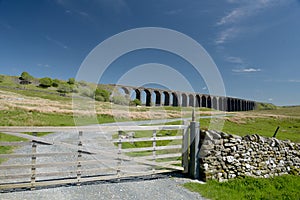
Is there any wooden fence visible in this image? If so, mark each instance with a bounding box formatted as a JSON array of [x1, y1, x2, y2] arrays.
[[0, 122, 201, 191]]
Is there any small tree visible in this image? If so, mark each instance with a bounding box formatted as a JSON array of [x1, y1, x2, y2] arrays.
[[20, 72, 34, 84], [94, 88, 110, 102], [39, 77, 53, 88], [52, 79, 60, 87], [68, 78, 75, 85]]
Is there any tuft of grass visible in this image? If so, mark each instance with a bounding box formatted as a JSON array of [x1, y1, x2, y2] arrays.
[[183, 175, 300, 200]]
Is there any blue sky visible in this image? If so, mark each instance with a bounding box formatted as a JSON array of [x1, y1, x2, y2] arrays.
[[0, 0, 299, 106]]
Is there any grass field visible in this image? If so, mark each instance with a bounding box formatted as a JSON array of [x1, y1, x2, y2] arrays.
[[200, 115, 300, 142], [184, 175, 300, 200]]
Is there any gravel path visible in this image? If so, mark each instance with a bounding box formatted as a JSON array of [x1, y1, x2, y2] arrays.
[[0, 175, 205, 200]]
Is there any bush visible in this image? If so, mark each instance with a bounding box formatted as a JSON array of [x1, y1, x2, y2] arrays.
[[130, 99, 141, 106], [39, 77, 53, 88], [20, 72, 34, 84], [68, 78, 75, 85], [52, 79, 60, 87], [94, 88, 110, 102], [95, 95, 105, 102], [257, 103, 277, 110]]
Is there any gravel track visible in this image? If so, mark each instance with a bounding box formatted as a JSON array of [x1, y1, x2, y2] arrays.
[[0, 175, 205, 200]]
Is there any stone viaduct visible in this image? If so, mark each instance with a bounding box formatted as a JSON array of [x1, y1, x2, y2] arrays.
[[109, 84, 256, 111]]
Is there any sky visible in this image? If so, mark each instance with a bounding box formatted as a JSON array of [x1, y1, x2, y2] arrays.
[[0, 0, 300, 106]]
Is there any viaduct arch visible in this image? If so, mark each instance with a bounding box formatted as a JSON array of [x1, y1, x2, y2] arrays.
[[111, 84, 256, 111]]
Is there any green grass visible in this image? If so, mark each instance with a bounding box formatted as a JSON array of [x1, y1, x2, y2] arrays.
[[0, 108, 116, 126], [183, 175, 300, 200], [255, 105, 300, 117], [200, 116, 300, 143]]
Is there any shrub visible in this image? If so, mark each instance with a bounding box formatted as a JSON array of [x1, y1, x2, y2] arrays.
[[130, 99, 141, 106], [257, 103, 277, 110], [52, 79, 60, 87], [39, 77, 53, 88], [94, 88, 110, 102], [19, 72, 34, 84], [95, 95, 105, 102], [68, 78, 75, 85]]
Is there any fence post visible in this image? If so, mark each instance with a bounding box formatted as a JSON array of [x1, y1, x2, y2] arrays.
[[117, 131, 122, 181], [31, 132, 37, 190], [182, 120, 189, 173], [77, 131, 83, 186], [189, 110, 200, 179], [152, 130, 157, 175]]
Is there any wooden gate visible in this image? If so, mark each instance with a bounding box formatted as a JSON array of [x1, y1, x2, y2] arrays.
[[0, 124, 191, 191]]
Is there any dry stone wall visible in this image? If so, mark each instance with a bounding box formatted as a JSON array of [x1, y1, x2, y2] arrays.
[[198, 130, 300, 181]]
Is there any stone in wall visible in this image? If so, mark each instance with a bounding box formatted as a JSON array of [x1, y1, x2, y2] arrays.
[[198, 130, 300, 182]]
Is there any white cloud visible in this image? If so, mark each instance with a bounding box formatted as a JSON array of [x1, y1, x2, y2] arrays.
[[217, 0, 286, 26], [217, 9, 245, 26], [215, 0, 289, 44], [268, 98, 273, 101], [202, 86, 207, 90], [232, 68, 261, 73], [215, 27, 240, 44]]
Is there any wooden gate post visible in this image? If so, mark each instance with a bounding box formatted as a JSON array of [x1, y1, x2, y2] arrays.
[[189, 110, 200, 179], [182, 120, 189, 173], [31, 132, 37, 190], [77, 131, 83, 186]]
